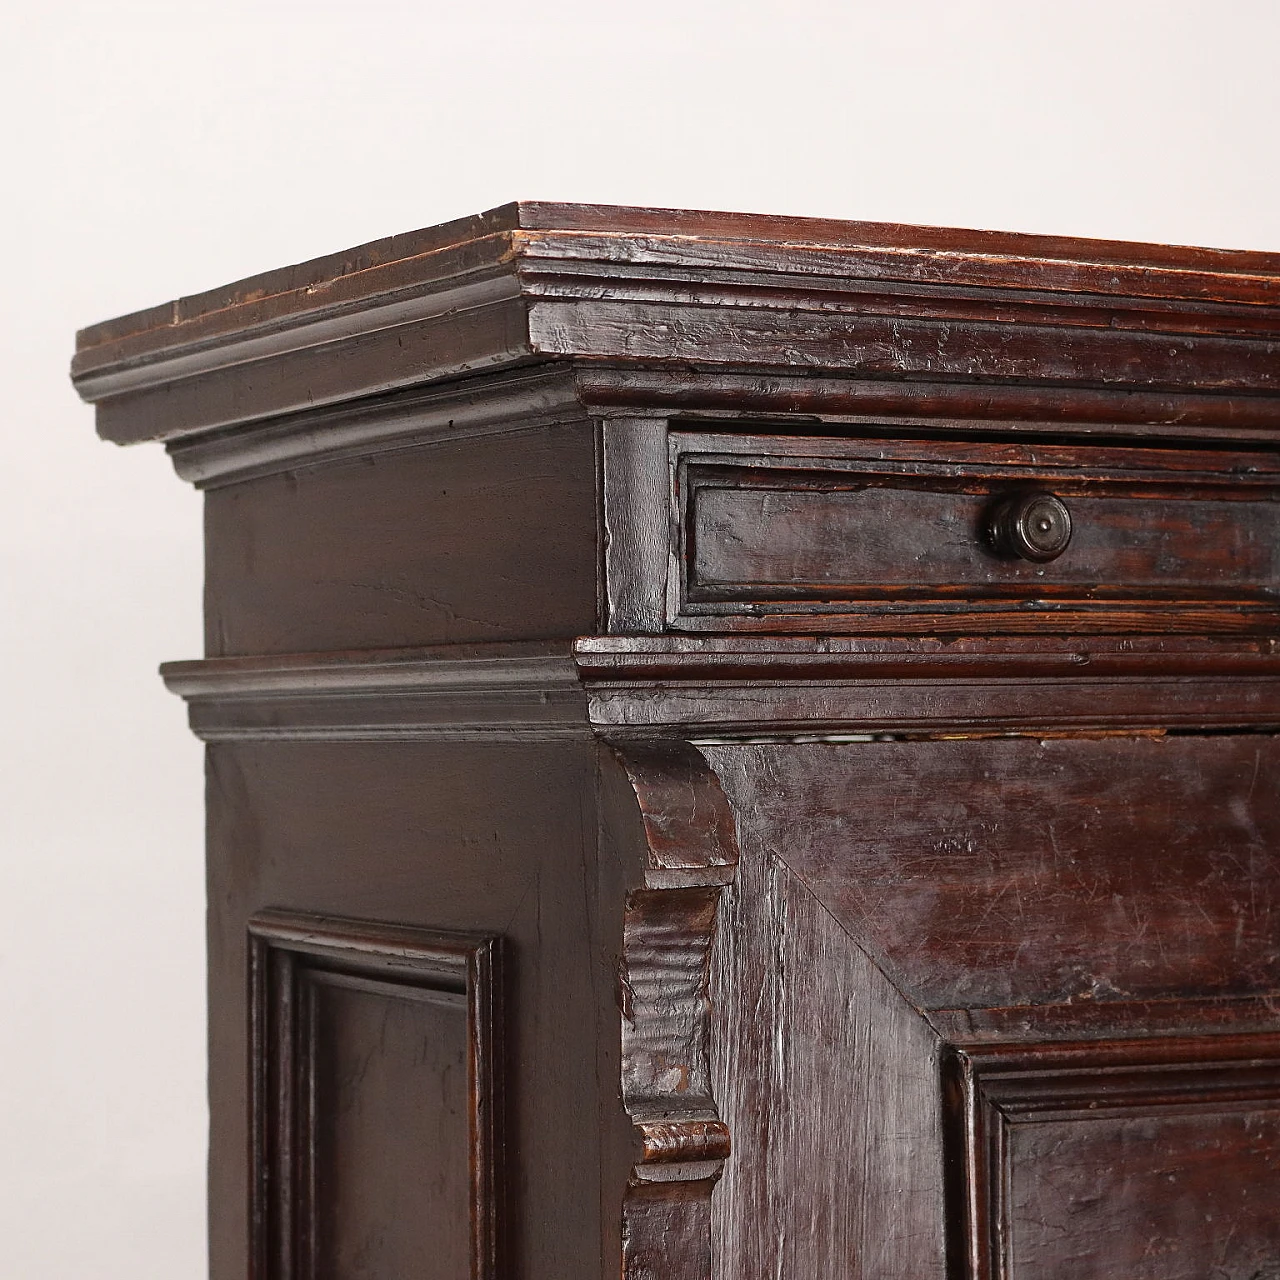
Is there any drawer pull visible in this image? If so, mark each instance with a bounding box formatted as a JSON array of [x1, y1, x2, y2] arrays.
[[989, 492, 1073, 563]]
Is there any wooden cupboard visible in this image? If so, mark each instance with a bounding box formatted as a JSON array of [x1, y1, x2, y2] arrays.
[[73, 203, 1280, 1279]]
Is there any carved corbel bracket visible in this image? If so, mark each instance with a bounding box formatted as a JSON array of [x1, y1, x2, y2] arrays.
[[608, 740, 740, 1280]]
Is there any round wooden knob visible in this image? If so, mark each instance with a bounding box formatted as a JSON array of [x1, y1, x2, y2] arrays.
[[988, 492, 1073, 562]]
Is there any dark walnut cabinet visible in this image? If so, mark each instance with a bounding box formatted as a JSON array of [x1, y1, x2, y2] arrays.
[[73, 204, 1280, 1280]]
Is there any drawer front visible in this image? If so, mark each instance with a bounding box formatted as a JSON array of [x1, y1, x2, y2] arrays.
[[674, 432, 1280, 634]]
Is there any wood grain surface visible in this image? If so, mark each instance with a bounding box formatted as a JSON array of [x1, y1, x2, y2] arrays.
[[953, 1037, 1280, 1280], [203, 423, 598, 655], [72, 202, 1280, 442], [207, 740, 618, 1280], [706, 772, 947, 1279], [707, 737, 1280, 1012], [72, 204, 1280, 1280]]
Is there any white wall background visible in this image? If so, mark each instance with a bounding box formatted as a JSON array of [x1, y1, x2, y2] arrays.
[[2, 1, 1278, 1274]]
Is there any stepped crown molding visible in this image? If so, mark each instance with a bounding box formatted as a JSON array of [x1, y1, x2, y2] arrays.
[[72, 201, 1280, 444]]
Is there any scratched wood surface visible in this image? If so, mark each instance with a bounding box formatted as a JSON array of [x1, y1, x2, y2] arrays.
[[72, 202, 1280, 442], [671, 431, 1280, 636], [706, 738, 1280, 1278], [1006, 1106, 1280, 1278], [706, 744, 947, 1279], [707, 736, 1280, 1012], [72, 203, 1280, 1280]]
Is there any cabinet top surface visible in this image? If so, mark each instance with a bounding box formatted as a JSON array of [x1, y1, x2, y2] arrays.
[[71, 201, 1280, 446], [76, 200, 1280, 354]]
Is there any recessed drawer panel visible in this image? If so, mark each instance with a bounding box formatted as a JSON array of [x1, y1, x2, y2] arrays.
[[674, 432, 1280, 634]]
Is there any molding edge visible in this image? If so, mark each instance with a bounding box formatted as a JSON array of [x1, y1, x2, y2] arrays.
[[167, 365, 586, 489], [161, 649, 588, 742], [160, 640, 1280, 741], [947, 1033, 1280, 1280], [248, 911, 504, 1279]]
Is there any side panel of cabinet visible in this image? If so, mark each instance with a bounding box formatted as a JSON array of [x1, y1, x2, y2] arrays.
[[204, 739, 628, 1280], [204, 422, 600, 656]]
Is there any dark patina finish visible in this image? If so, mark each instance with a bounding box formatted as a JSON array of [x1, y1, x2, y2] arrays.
[[74, 203, 1280, 1280]]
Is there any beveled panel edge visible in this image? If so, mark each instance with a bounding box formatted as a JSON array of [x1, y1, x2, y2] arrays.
[[162, 645, 582, 698], [77, 204, 527, 352], [74, 271, 524, 404], [580, 635, 1280, 736], [159, 362, 1280, 496], [590, 676, 1280, 738], [945, 1032, 1280, 1280], [671, 606, 1280, 639], [86, 363, 1280, 486], [160, 637, 1280, 741], [162, 647, 588, 743], [931, 992, 1280, 1045], [954, 1030, 1280, 1089], [248, 910, 504, 1280]]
